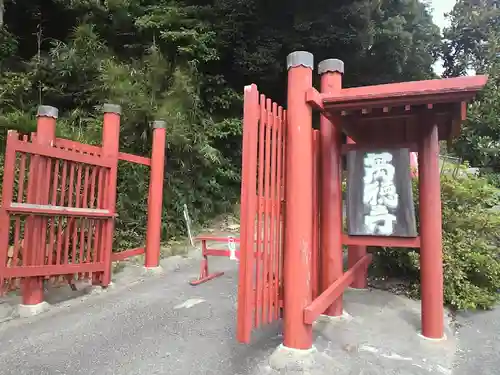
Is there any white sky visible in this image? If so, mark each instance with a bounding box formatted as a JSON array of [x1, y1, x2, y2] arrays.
[[428, 0, 457, 75]]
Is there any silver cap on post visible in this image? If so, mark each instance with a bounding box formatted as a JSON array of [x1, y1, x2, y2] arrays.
[[151, 120, 166, 129], [286, 51, 314, 70], [37, 105, 59, 119], [103, 103, 122, 115], [318, 59, 344, 75]]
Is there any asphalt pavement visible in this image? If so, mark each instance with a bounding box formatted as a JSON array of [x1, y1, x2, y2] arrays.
[[0, 254, 498, 375], [0, 256, 281, 375]]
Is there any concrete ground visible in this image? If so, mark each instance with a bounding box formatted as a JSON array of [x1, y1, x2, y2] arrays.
[[0, 253, 498, 375], [452, 308, 500, 375]]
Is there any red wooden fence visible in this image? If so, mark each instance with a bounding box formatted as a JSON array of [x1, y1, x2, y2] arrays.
[[0, 104, 167, 306]]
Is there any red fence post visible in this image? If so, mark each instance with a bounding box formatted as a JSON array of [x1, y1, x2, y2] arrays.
[[20, 105, 58, 310], [418, 121, 444, 340], [346, 137, 368, 289], [318, 59, 345, 316], [144, 120, 167, 270], [100, 104, 120, 287], [283, 51, 314, 350]]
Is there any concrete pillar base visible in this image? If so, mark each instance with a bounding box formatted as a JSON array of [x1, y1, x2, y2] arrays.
[[269, 344, 319, 372], [316, 310, 352, 323], [142, 266, 165, 276], [17, 301, 50, 318], [417, 332, 447, 342]]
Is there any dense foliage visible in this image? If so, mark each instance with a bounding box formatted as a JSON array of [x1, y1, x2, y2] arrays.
[[373, 173, 500, 310], [0, 0, 440, 248], [2, 0, 499, 311]]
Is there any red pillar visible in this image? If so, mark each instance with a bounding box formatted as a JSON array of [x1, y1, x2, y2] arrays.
[[22, 105, 58, 305], [284, 51, 314, 349], [418, 122, 444, 339], [318, 59, 344, 316], [101, 104, 120, 286], [346, 137, 368, 289], [145, 120, 167, 268]]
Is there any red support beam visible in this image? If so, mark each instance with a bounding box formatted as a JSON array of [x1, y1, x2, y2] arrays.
[[100, 104, 121, 287], [111, 247, 145, 262], [283, 51, 314, 350], [145, 120, 167, 269], [21, 105, 58, 306], [4, 263, 104, 278], [341, 142, 418, 153], [318, 58, 345, 317], [418, 119, 444, 339], [305, 87, 324, 111], [342, 234, 420, 248], [304, 254, 373, 324], [118, 152, 151, 166]]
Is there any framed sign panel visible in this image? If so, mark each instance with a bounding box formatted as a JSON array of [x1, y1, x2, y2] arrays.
[[346, 149, 417, 237]]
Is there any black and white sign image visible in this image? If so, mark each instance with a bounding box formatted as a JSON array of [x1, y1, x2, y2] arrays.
[[346, 149, 417, 237]]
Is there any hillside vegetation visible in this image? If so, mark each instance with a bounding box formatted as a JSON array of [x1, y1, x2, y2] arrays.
[[1, 0, 500, 309]]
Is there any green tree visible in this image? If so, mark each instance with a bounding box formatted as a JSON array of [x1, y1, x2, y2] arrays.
[[442, 0, 500, 173], [442, 0, 500, 77], [0, 0, 442, 248]]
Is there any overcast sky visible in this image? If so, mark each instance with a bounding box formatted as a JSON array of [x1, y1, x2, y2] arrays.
[[430, 0, 456, 30], [429, 0, 457, 75]]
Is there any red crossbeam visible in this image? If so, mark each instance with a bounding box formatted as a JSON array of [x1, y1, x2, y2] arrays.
[[303, 253, 373, 324], [111, 247, 145, 262]]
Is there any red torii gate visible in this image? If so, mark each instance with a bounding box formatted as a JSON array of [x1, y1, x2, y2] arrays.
[[236, 51, 487, 352]]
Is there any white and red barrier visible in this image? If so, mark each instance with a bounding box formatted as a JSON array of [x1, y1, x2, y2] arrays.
[[189, 235, 240, 286]]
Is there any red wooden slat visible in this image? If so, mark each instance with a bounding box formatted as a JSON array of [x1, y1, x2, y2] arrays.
[[0, 132, 19, 281], [262, 98, 272, 324], [275, 106, 284, 320], [269, 102, 279, 321], [311, 130, 320, 300], [56, 161, 68, 266], [237, 84, 260, 344], [118, 152, 151, 166]]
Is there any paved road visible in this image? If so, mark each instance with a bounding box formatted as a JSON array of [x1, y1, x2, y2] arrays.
[[0, 253, 499, 375], [0, 257, 280, 375], [453, 308, 500, 374]]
